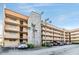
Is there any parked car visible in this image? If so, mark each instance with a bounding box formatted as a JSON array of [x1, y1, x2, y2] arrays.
[[64, 41, 71, 45], [53, 41, 58, 46], [17, 43, 28, 49], [66, 42, 70, 45], [57, 41, 64, 46]]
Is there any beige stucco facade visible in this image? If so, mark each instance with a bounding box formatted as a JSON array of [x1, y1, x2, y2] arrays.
[[70, 29, 79, 43], [3, 9, 29, 47], [41, 21, 71, 44]]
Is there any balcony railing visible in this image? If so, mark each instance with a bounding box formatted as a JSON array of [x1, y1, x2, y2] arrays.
[[5, 25, 20, 31], [5, 18, 20, 24], [4, 33, 19, 38]]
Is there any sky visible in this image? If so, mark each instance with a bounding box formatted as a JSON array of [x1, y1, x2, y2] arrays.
[[0, 3, 79, 35], [5, 3, 79, 29], [0, 4, 4, 36]]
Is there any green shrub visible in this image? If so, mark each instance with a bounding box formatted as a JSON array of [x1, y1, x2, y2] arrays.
[[42, 42, 52, 47], [42, 43, 46, 47], [27, 43, 34, 48]]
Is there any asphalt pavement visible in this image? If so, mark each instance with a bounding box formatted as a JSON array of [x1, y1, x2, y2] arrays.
[[0, 44, 79, 55]]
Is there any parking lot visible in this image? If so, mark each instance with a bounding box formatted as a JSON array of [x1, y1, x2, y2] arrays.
[[0, 44, 79, 55]]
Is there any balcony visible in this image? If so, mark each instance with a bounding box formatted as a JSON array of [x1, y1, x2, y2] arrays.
[[71, 33, 79, 35], [42, 37, 53, 40], [54, 34, 61, 37], [42, 32, 53, 36], [23, 34, 28, 40], [54, 30, 63, 34], [20, 31, 28, 34], [5, 17, 20, 25], [4, 32, 19, 39], [42, 28, 53, 33], [20, 24, 28, 28], [23, 28, 28, 33], [42, 24, 53, 29], [71, 38, 79, 40], [71, 35, 79, 38], [54, 38, 62, 40], [23, 21, 28, 25], [5, 24, 20, 32]]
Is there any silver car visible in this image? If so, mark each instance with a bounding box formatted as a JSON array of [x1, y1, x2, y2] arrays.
[[18, 43, 28, 49]]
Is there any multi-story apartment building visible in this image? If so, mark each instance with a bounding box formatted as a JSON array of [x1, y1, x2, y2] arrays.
[[2, 8, 79, 47], [70, 28, 79, 44], [65, 31, 71, 43], [3, 8, 42, 47], [41, 21, 54, 43], [4, 9, 29, 47], [41, 21, 71, 44], [0, 36, 3, 46]]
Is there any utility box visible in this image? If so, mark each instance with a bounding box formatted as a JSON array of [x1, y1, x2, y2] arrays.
[[28, 11, 41, 47]]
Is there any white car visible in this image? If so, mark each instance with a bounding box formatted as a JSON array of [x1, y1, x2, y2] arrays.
[[18, 43, 28, 49]]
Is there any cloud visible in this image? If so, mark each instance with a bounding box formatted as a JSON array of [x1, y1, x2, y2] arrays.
[[53, 11, 79, 22], [17, 4, 43, 14], [50, 11, 79, 30], [57, 15, 66, 22], [51, 15, 67, 24], [19, 6, 34, 12], [17, 4, 34, 12], [62, 25, 79, 30]]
